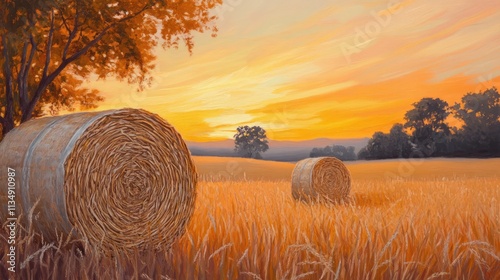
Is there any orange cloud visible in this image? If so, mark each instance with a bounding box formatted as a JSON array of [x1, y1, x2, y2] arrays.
[[79, 0, 500, 141]]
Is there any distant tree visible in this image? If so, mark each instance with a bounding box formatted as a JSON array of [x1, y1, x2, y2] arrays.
[[346, 146, 356, 161], [359, 90, 500, 159], [357, 147, 370, 160], [388, 123, 412, 158], [310, 147, 321, 157], [323, 145, 333, 156], [359, 125, 412, 160], [331, 145, 356, 161], [452, 87, 500, 156], [233, 126, 269, 159], [404, 98, 451, 157], [365, 131, 391, 159], [253, 152, 263, 160], [309, 144, 356, 161]]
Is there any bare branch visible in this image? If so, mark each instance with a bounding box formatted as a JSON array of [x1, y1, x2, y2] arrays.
[[60, 11, 72, 34], [23, 3, 153, 122], [19, 34, 37, 112], [68, 2, 153, 61], [2, 34, 15, 134], [18, 14, 37, 112], [25, 35, 37, 78], [17, 41, 29, 109], [18, 42, 29, 77], [42, 9, 55, 80], [62, 3, 80, 60]]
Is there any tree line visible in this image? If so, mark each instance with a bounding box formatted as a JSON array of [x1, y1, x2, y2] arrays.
[[309, 87, 500, 160], [310, 145, 357, 161], [358, 87, 500, 159], [234, 87, 499, 161]]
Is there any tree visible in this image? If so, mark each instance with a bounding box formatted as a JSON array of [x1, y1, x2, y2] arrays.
[[357, 147, 369, 160], [1, 0, 221, 137], [310, 147, 321, 157], [358, 124, 412, 160], [365, 131, 391, 159], [331, 145, 356, 161], [404, 98, 451, 157], [344, 146, 357, 161], [388, 123, 412, 158], [309, 144, 357, 161], [233, 126, 269, 159], [453, 87, 500, 155]]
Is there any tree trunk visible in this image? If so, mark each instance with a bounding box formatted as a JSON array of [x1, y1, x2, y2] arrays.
[[2, 34, 15, 137]]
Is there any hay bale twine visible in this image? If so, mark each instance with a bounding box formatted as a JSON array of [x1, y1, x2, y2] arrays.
[[0, 108, 197, 252], [291, 157, 351, 203]]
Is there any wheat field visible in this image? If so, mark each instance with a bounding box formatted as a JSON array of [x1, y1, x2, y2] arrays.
[[1, 157, 499, 279]]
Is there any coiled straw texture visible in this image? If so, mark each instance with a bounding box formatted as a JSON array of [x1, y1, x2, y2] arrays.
[[0, 108, 197, 253], [291, 157, 351, 203]]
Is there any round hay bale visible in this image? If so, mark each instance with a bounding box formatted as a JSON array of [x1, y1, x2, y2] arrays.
[[291, 157, 351, 203], [0, 108, 197, 252]]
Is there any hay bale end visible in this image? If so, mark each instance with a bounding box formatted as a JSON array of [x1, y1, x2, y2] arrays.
[[291, 157, 351, 203], [0, 108, 197, 253]]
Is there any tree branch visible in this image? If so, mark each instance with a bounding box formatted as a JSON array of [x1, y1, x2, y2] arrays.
[[19, 34, 37, 114], [18, 39, 29, 110], [18, 9, 37, 114], [41, 9, 56, 80], [60, 10, 72, 34], [22, 3, 153, 123], [18, 41, 29, 81], [62, 3, 80, 60], [2, 34, 15, 135], [25, 35, 37, 83]]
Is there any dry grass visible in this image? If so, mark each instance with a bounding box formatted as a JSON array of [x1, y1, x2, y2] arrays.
[[193, 156, 294, 181], [193, 156, 500, 181], [1, 158, 500, 279]]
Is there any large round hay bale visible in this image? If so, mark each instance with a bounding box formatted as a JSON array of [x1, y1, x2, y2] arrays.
[[291, 157, 351, 203], [0, 108, 197, 252]]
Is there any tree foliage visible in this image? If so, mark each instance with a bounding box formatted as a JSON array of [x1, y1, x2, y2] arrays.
[[1, 0, 221, 136], [360, 87, 500, 159], [357, 147, 369, 160], [404, 98, 451, 157], [233, 126, 269, 159], [388, 123, 413, 158], [359, 124, 412, 160], [365, 132, 391, 159], [453, 87, 500, 155], [310, 145, 356, 161]]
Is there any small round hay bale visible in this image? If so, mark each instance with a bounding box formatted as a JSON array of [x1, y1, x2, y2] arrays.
[[291, 157, 351, 203], [0, 108, 196, 252]]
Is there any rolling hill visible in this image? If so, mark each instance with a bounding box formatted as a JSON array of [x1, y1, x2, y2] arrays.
[[187, 138, 369, 162], [192, 156, 500, 181]]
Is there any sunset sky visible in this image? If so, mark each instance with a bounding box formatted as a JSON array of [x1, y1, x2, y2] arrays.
[[86, 0, 500, 141]]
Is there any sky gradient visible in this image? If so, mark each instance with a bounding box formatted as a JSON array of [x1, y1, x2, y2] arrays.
[[85, 0, 500, 141]]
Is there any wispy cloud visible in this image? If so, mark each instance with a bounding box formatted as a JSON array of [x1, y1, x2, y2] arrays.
[[86, 0, 500, 140]]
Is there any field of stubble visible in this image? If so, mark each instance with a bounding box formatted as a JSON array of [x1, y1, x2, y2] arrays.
[[1, 157, 499, 279]]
